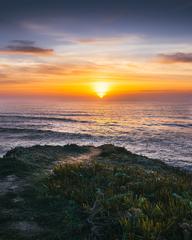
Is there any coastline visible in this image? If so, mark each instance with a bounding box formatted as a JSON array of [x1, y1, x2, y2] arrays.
[[0, 144, 192, 239]]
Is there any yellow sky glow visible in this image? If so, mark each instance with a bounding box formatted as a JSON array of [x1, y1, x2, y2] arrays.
[[0, 51, 192, 98]]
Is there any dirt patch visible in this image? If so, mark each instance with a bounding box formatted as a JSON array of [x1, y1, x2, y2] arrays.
[[57, 147, 101, 164]]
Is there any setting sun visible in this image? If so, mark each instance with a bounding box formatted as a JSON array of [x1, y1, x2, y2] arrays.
[[93, 82, 110, 98]]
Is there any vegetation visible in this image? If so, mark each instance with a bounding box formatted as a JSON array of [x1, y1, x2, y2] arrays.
[[0, 144, 191, 239]]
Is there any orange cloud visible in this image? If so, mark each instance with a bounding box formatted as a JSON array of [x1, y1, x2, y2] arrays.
[[75, 34, 142, 45], [33, 63, 100, 75]]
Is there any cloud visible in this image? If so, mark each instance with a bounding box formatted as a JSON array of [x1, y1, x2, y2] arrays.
[[0, 73, 7, 78], [0, 40, 54, 56], [11, 40, 35, 45], [157, 52, 192, 63], [0, 73, 25, 84], [28, 62, 101, 76], [76, 35, 142, 45], [0, 80, 25, 85], [0, 61, 101, 80]]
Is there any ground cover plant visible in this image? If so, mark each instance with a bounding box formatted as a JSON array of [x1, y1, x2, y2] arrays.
[[0, 144, 191, 239]]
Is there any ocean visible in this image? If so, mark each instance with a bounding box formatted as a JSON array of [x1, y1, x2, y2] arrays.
[[0, 99, 191, 170]]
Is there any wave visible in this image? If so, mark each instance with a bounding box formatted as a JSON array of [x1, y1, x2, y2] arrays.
[[0, 115, 92, 123], [0, 127, 93, 139], [145, 123, 192, 128], [147, 115, 192, 120], [161, 123, 192, 128], [0, 112, 95, 117]]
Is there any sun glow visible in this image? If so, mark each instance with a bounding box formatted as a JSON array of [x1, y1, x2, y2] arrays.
[[93, 82, 110, 98]]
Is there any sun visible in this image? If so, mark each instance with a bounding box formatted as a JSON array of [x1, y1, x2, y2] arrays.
[[93, 82, 110, 98]]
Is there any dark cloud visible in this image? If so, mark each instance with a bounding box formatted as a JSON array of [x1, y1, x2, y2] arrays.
[[0, 40, 54, 56], [11, 40, 35, 45], [157, 52, 192, 63]]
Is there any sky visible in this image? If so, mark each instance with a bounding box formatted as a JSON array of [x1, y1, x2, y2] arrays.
[[0, 0, 192, 100]]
